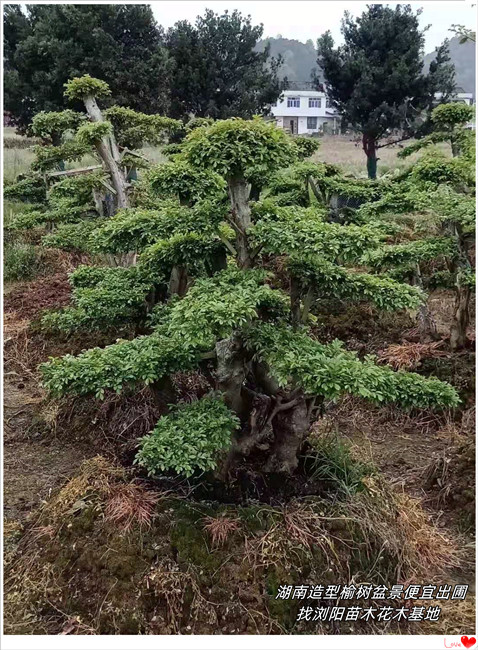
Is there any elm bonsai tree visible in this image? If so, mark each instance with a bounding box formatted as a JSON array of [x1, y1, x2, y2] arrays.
[[63, 75, 132, 210], [398, 102, 474, 159], [40, 117, 459, 478], [5, 76, 182, 247], [358, 147, 475, 349]]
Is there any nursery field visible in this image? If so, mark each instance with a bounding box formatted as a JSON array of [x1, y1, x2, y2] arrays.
[[3, 89, 476, 637], [3, 126, 449, 180]]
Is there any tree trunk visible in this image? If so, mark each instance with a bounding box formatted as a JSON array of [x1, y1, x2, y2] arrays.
[[51, 133, 65, 171], [227, 176, 252, 268], [362, 133, 378, 180], [450, 285, 471, 350], [83, 94, 129, 210], [290, 276, 302, 329], [92, 187, 105, 216], [168, 265, 189, 297], [265, 398, 309, 474], [94, 140, 129, 210], [215, 333, 247, 420], [249, 182, 261, 202], [448, 223, 472, 350], [307, 176, 326, 208], [450, 136, 460, 157]]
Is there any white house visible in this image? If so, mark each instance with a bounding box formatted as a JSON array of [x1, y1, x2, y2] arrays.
[[271, 89, 474, 136], [436, 92, 474, 106], [271, 90, 339, 135]]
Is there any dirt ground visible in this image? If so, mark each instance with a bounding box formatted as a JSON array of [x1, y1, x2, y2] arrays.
[[4, 381, 94, 522]]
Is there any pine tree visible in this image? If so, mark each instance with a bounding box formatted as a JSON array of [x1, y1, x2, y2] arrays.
[[166, 9, 284, 120], [317, 4, 456, 178], [7, 77, 461, 479]]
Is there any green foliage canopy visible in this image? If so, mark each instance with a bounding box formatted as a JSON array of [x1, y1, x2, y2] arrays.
[[183, 117, 297, 182], [4, 5, 171, 129], [166, 9, 284, 119], [136, 395, 240, 477]]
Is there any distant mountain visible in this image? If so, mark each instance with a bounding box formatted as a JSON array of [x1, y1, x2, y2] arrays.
[[423, 36, 475, 95], [256, 37, 321, 86], [257, 35, 476, 94]]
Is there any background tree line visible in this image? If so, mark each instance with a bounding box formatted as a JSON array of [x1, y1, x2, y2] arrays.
[[3, 4, 284, 130]]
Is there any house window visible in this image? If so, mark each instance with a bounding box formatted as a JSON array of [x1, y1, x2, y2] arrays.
[[307, 117, 318, 129], [287, 96, 300, 108], [325, 98, 332, 108], [308, 98, 321, 108]]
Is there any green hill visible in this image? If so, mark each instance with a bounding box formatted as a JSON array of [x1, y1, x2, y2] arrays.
[[423, 36, 475, 95], [256, 37, 320, 84], [257, 35, 476, 94]]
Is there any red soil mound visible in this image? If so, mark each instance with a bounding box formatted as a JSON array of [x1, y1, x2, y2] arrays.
[[5, 273, 72, 321]]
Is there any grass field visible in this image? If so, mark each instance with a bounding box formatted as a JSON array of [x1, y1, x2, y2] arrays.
[[313, 133, 451, 176]]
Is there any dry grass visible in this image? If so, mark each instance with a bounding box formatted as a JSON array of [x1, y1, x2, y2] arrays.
[[378, 340, 449, 370], [3, 314, 42, 381], [144, 561, 217, 634], [312, 134, 452, 176], [202, 514, 241, 547], [346, 482, 460, 580], [105, 483, 159, 531], [317, 394, 449, 443], [4, 459, 470, 635], [35, 456, 125, 527], [239, 482, 460, 603], [3, 146, 36, 182]]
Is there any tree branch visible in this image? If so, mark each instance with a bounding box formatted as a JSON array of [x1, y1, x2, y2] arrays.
[[376, 135, 413, 149]]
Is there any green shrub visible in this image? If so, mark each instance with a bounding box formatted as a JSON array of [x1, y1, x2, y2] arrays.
[[4, 242, 41, 282], [64, 74, 111, 100], [76, 121, 113, 146], [135, 394, 240, 477], [306, 433, 375, 497], [292, 135, 320, 160]]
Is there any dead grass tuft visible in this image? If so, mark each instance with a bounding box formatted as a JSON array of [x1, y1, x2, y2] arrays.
[[324, 394, 449, 439], [282, 503, 341, 553], [144, 560, 217, 634], [37, 456, 125, 526], [378, 340, 449, 370], [345, 479, 460, 581], [202, 514, 240, 547], [243, 503, 346, 576], [4, 315, 44, 381], [105, 483, 159, 531]]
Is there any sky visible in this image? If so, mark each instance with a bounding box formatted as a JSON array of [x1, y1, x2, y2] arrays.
[[150, 0, 477, 52]]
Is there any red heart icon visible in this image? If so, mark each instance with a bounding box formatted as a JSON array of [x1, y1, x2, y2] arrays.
[[461, 637, 477, 649]]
